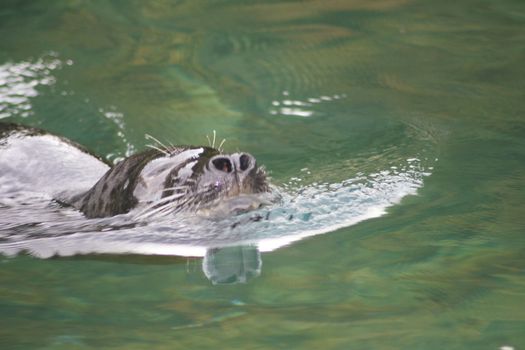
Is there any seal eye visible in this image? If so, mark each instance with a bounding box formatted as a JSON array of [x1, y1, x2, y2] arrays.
[[212, 157, 232, 173]]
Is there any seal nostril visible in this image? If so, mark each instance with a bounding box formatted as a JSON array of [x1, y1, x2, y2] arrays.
[[239, 154, 251, 171], [212, 157, 232, 173]]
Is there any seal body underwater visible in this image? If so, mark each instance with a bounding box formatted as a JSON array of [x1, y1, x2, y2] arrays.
[[0, 123, 269, 219]]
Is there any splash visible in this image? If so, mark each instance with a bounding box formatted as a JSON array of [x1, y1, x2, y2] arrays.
[[100, 106, 137, 163]]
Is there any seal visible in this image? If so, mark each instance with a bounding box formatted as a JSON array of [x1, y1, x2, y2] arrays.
[[71, 145, 269, 218], [0, 123, 269, 219]]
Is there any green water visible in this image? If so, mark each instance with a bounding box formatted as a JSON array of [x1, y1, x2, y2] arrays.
[[1, 0, 525, 349]]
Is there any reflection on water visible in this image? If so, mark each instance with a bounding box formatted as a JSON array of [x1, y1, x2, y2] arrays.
[[269, 90, 347, 118], [203, 246, 262, 284], [1, 0, 524, 348], [0, 53, 70, 119]]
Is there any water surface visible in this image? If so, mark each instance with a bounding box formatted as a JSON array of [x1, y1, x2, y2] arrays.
[[0, 0, 524, 349]]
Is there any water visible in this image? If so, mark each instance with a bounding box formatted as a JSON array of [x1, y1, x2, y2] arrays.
[[0, 0, 524, 349]]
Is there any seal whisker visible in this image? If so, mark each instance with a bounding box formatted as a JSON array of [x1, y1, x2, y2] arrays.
[[142, 194, 195, 218], [161, 186, 189, 192], [218, 138, 226, 152], [149, 192, 187, 206], [146, 144, 170, 156], [136, 192, 187, 215], [135, 204, 174, 220], [212, 130, 216, 148], [135, 203, 174, 220], [145, 134, 170, 153]]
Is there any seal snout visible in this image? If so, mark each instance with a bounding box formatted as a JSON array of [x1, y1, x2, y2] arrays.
[[207, 153, 259, 196]]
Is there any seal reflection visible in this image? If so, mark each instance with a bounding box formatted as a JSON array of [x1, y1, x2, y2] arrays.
[[203, 245, 262, 284]]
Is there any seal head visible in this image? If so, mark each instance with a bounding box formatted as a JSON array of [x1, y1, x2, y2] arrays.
[[72, 146, 269, 218]]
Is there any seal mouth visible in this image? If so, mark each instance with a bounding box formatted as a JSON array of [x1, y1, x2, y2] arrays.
[[195, 193, 273, 218]]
